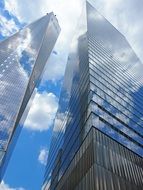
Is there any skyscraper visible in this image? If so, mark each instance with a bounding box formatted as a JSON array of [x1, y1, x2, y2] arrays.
[[43, 1, 143, 190], [0, 12, 60, 179]]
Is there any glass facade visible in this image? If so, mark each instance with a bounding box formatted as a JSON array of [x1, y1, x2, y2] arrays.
[[43, 1, 143, 189], [0, 12, 60, 179]]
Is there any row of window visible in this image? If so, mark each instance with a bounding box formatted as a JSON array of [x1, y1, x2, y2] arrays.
[[90, 73, 143, 128], [90, 82, 143, 136], [88, 36, 143, 89], [90, 100, 143, 148], [89, 56, 143, 114], [89, 62, 143, 118], [88, 47, 143, 105]]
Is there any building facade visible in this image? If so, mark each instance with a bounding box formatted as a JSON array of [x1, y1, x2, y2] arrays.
[[43, 1, 143, 189], [0, 12, 60, 179]]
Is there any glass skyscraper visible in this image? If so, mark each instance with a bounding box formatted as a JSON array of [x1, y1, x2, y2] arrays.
[[43, 1, 143, 189], [0, 12, 60, 179]]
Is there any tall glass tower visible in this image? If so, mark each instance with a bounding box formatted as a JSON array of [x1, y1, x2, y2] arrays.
[[0, 12, 60, 179], [43, 1, 143, 190]]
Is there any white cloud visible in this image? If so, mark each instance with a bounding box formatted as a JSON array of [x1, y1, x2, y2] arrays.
[[41, 49, 68, 82], [24, 92, 58, 131], [0, 14, 19, 37], [38, 148, 49, 165], [0, 181, 25, 190]]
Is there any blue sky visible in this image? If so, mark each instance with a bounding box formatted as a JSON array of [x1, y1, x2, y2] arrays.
[[0, 0, 143, 189]]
